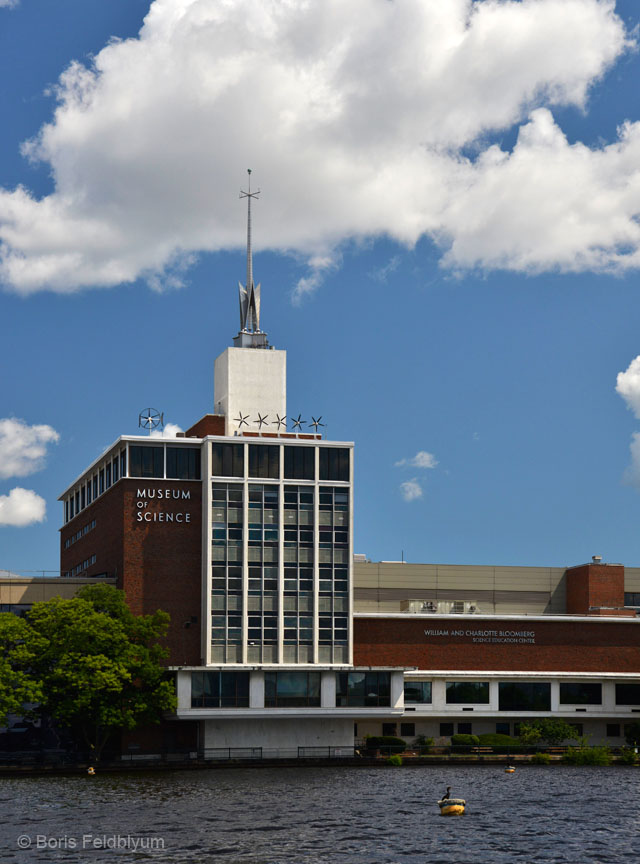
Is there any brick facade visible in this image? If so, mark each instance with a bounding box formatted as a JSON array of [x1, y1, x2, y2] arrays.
[[565, 563, 626, 614], [60, 478, 203, 666], [354, 616, 640, 672]]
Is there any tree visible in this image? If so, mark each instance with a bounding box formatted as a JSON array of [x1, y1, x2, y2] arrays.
[[0, 613, 43, 727], [518, 718, 577, 745], [25, 585, 176, 760]]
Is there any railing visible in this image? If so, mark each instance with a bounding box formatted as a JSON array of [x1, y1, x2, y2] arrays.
[[202, 747, 262, 761], [297, 746, 355, 759]]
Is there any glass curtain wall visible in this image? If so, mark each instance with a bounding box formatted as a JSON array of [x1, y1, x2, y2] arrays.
[[212, 483, 244, 663], [247, 484, 279, 663], [318, 486, 349, 663], [283, 486, 314, 663]]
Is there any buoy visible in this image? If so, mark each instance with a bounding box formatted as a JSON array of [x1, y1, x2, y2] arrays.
[[438, 797, 466, 815], [87, 766, 96, 776], [505, 766, 516, 773]]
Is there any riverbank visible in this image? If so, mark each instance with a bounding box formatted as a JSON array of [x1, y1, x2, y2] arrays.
[[0, 751, 637, 776]]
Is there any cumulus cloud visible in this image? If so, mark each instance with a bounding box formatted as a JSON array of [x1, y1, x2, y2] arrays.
[[0, 0, 636, 296], [395, 450, 438, 469], [400, 478, 423, 502], [0, 417, 60, 479], [0, 1, 19, 9], [0, 488, 46, 527], [616, 355, 640, 419], [150, 422, 184, 438]]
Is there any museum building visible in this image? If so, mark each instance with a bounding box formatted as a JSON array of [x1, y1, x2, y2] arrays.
[[53, 185, 640, 755]]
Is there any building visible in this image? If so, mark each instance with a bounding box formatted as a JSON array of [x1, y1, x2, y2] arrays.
[[52, 178, 640, 755], [57, 177, 404, 755], [351, 558, 640, 745]]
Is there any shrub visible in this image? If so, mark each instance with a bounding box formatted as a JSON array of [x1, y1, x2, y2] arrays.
[[477, 734, 516, 746], [451, 734, 480, 746], [364, 736, 406, 753], [519, 719, 576, 745], [387, 754, 403, 767], [562, 746, 612, 766], [617, 747, 638, 765], [531, 752, 551, 764]]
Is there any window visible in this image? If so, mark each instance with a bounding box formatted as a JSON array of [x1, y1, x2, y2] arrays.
[[336, 671, 390, 707], [105, 462, 111, 488], [559, 683, 602, 705], [264, 671, 321, 707], [607, 724, 621, 738], [569, 723, 583, 737], [404, 681, 432, 704], [382, 723, 397, 736], [120, 450, 127, 478], [496, 722, 510, 736], [616, 683, 640, 705], [498, 682, 551, 711], [400, 723, 415, 737], [113, 456, 119, 483], [284, 446, 315, 480], [249, 445, 279, 479], [457, 723, 472, 735], [129, 445, 164, 478], [212, 443, 244, 478], [439, 723, 454, 737], [624, 592, 640, 607], [190, 671, 249, 708], [446, 681, 490, 704], [167, 446, 201, 480], [319, 447, 350, 481]]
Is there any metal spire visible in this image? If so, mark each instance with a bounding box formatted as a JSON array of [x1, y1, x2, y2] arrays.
[[238, 169, 261, 333]]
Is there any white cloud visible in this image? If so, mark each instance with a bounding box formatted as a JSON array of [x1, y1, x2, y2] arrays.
[[400, 478, 423, 502], [616, 355, 640, 419], [0, 1, 19, 9], [150, 422, 184, 438], [623, 432, 640, 488], [395, 450, 438, 469], [0, 0, 635, 296], [0, 488, 46, 527], [0, 417, 60, 479]]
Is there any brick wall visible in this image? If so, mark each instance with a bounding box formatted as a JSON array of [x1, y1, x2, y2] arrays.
[[353, 616, 640, 672], [60, 477, 203, 666], [566, 563, 625, 614]]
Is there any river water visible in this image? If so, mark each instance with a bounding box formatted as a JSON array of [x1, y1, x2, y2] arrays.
[[0, 765, 638, 864]]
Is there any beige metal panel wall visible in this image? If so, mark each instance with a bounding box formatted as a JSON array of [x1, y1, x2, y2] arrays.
[[353, 561, 567, 614], [625, 568, 640, 593], [0, 577, 115, 605]]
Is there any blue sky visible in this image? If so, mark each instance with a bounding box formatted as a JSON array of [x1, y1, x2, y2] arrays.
[[2, 0, 640, 572]]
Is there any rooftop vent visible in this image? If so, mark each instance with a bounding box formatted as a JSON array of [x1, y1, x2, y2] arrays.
[[592, 555, 603, 564]]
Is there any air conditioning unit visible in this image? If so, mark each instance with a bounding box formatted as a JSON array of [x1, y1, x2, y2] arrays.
[[422, 601, 437, 612], [451, 601, 465, 614]]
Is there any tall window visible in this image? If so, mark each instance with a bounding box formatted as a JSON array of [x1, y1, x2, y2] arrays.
[[404, 681, 432, 704], [212, 443, 244, 478], [559, 683, 602, 705], [336, 672, 390, 707], [319, 447, 350, 481], [284, 446, 314, 480], [264, 671, 321, 707], [129, 445, 164, 478], [191, 671, 249, 707], [499, 682, 551, 711], [446, 681, 490, 704], [616, 683, 640, 705], [167, 446, 201, 480], [249, 445, 279, 479]]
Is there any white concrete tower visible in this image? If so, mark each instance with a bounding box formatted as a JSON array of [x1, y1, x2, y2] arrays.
[[214, 171, 286, 435]]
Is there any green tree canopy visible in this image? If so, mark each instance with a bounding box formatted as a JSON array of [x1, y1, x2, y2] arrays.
[[24, 584, 176, 759], [0, 613, 43, 727]]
